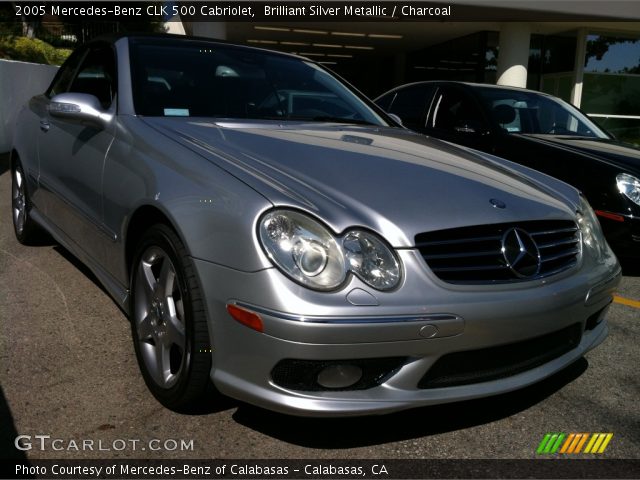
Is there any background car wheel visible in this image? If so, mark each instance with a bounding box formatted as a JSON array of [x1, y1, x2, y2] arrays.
[[11, 159, 42, 244], [130, 224, 212, 411]]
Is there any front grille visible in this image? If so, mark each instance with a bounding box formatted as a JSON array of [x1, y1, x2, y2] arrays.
[[418, 323, 582, 389], [415, 220, 580, 283]]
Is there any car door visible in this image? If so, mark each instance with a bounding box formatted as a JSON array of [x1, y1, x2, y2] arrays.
[[425, 85, 493, 151], [37, 44, 117, 263]]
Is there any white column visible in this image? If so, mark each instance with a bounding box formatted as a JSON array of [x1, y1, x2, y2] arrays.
[[496, 23, 531, 88], [191, 22, 227, 40], [571, 28, 588, 108], [164, 15, 186, 35]]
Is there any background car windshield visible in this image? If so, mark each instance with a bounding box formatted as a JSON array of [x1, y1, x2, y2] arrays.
[[477, 87, 609, 138], [130, 40, 387, 125]]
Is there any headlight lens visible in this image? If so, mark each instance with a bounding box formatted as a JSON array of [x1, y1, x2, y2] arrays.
[[577, 196, 605, 257], [259, 210, 346, 290], [259, 210, 401, 291], [616, 173, 640, 206], [343, 231, 400, 291]]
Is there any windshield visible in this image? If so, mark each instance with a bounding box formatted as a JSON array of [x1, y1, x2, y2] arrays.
[[476, 87, 609, 138], [130, 40, 387, 125]]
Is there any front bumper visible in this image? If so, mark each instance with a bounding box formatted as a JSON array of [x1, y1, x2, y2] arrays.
[[193, 249, 621, 417]]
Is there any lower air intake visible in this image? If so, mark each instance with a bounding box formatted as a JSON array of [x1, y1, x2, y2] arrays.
[[418, 323, 582, 389]]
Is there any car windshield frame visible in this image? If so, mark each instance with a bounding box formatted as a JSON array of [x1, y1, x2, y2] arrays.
[[128, 38, 390, 126], [475, 86, 610, 139]]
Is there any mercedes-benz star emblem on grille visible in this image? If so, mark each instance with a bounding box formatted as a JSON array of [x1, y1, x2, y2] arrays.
[[501, 228, 541, 278]]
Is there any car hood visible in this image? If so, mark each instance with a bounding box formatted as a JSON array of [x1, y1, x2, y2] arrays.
[[517, 134, 640, 173], [143, 118, 579, 247]]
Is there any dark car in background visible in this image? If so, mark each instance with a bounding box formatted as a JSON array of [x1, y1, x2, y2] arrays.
[[375, 81, 640, 259]]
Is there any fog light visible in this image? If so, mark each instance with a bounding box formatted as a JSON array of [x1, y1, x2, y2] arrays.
[[316, 364, 363, 389]]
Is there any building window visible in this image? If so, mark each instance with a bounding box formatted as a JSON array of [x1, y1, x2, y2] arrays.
[[406, 32, 494, 84], [533, 35, 577, 102], [581, 34, 640, 145]]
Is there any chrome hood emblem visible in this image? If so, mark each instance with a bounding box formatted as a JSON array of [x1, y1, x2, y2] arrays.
[[501, 228, 541, 278]]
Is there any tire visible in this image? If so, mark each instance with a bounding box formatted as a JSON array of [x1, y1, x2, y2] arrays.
[[11, 160, 42, 244], [130, 224, 212, 411]]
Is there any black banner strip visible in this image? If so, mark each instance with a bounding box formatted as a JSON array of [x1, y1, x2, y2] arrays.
[[8, 1, 640, 22], [1, 459, 640, 479]]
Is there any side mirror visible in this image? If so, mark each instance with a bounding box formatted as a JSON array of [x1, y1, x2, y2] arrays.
[[387, 113, 403, 126], [49, 92, 113, 129]]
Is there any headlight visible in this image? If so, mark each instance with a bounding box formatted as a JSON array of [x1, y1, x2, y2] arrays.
[[343, 231, 400, 291], [259, 210, 346, 290], [259, 209, 401, 291], [616, 173, 640, 206], [577, 196, 605, 258]]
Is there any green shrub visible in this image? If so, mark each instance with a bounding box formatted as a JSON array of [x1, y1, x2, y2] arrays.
[[0, 36, 71, 65]]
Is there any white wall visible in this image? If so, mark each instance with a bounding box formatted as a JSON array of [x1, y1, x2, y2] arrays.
[[0, 59, 58, 153]]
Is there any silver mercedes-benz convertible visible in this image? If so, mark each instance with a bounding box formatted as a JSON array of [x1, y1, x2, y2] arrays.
[[11, 34, 621, 416]]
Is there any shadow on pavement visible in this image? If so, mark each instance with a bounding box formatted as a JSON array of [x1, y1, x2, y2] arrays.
[[232, 357, 588, 449], [52, 245, 104, 293], [178, 384, 240, 416], [0, 383, 29, 460]]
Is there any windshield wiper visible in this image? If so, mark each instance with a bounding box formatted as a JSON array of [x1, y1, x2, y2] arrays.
[[307, 116, 377, 125], [235, 115, 378, 126]]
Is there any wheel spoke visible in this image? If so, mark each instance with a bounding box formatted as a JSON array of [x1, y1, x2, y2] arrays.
[[139, 260, 157, 299], [153, 341, 171, 386], [175, 297, 185, 322], [165, 308, 185, 350], [17, 211, 25, 233], [140, 333, 176, 388], [159, 257, 175, 294], [137, 313, 155, 342], [15, 169, 23, 188]]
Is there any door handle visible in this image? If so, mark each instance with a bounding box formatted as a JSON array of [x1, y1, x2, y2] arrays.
[[39, 119, 50, 132]]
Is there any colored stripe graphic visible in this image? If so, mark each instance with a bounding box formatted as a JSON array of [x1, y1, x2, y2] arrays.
[[598, 434, 614, 453], [536, 434, 553, 454], [550, 433, 566, 453], [538, 433, 613, 454], [537, 433, 565, 454], [585, 433, 614, 453]]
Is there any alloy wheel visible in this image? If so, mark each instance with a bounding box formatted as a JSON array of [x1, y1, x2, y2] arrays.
[[133, 246, 187, 389], [12, 167, 26, 235]]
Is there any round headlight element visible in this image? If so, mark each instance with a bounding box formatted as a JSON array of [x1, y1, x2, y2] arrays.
[[259, 210, 346, 290], [617, 173, 640, 207], [577, 196, 605, 258], [343, 230, 401, 291], [293, 239, 328, 277]]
